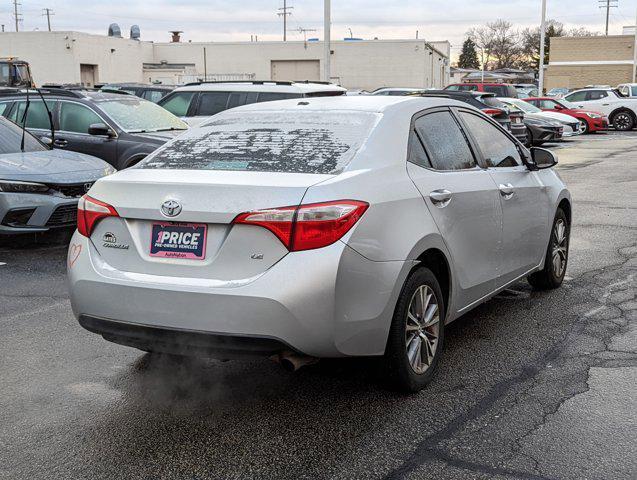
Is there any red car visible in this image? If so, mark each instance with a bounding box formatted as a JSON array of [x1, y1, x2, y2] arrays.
[[444, 83, 519, 98], [525, 97, 608, 134]]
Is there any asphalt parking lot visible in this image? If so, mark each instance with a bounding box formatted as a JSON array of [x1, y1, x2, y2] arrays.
[[1, 132, 635, 480]]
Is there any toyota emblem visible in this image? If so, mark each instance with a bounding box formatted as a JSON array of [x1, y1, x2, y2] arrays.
[[161, 199, 182, 218]]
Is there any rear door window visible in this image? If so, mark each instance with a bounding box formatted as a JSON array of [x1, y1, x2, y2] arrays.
[[0, 102, 9, 116], [10, 100, 57, 130], [414, 111, 477, 171], [142, 90, 166, 103], [159, 92, 196, 117], [197, 92, 230, 116], [139, 110, 381, 174], [565, 91, 587, 102], [227, 92, 248, 109], [257, 92, 302, 103]]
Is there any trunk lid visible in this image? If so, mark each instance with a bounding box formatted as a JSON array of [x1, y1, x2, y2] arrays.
[[87, 169, 333, 281]]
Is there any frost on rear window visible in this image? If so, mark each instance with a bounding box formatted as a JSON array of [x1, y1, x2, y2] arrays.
[[138, 111, 381, 174]]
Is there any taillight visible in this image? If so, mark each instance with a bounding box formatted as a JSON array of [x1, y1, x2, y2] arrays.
[[77, 195, 119, 237], [233, 200, 369, 252], [482, 108, 503, 117]]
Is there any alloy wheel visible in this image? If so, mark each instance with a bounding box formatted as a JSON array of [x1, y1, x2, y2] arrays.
[[405, 285, 440, 374], [551, 219, 568, 278], [578, 120, 588, 134], [613, 113, 632, 131]]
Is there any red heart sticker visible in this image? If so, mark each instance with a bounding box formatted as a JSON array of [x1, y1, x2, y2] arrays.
[[69, 243, 82, 268]]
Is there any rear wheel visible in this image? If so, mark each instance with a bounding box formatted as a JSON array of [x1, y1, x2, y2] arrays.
[[578, 119, 590, 134], [528, 208, 570, 290], [384, 268, 445, 393], [611, 111, 635, 131]]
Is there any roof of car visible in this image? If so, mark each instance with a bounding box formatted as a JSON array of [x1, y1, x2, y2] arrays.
[[215, 95, 470, 115], [0, 88, 147, 102], [172, 81, 347, 94]]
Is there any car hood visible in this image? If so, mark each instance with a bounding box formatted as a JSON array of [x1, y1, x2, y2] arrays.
[[537, 111, 579, 124], [130, 130, 187, 143], [0, 149, 114, 183]]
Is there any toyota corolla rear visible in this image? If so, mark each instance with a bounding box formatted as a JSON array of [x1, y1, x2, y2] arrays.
[[67, 105, 408, 359]]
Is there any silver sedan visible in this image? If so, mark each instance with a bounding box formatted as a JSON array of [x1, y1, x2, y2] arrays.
[[67, 96, 571, 392], [0, 117, 115, 235]]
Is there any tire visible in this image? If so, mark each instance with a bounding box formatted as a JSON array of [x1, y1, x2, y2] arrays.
[[578, 119, 590, 134], [610, 111, 635, 131], [384, 267, 445, 393], [528, 208, 570, 290]]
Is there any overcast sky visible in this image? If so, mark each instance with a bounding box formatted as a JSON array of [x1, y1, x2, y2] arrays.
[[3, 0, 637, 55]]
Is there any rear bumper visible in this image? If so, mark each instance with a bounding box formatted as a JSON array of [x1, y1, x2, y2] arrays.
[[68, 232, 411, 358], [79, 315, 290, 357], [510, 123, 528, 143]]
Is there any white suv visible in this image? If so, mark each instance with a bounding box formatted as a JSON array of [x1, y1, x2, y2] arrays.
[[158, 81, 346, 126], [564, 88, 637, 131]]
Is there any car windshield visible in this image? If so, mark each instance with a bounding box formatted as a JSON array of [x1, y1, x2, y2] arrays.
[[0, 117, 47, 154], [138, 110, 381, 174], [509, 100, 541, 113], [557, 99, 577, 109], [97, 98, 188, 133]]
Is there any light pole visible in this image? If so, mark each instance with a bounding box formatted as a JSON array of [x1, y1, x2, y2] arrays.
[[324, 0, 331, 82], [538, 0, 547, 95]]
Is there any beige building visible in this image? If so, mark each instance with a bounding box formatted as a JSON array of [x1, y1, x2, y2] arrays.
[[545, 35, 636, 90], [0, 31, 450, 91]]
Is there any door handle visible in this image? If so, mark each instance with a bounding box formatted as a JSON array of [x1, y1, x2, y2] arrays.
[[499, 183, 515, 199], [53, 139, 68, 147], [429, 189, 452, 207]]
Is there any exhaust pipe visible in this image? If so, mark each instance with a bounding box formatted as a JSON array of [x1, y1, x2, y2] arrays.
[[271, 351, 319, 371]]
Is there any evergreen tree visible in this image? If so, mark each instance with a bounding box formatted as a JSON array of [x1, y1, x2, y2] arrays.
[[458, 38, 480, 69]]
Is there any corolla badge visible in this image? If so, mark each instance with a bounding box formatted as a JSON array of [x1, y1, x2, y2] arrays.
[[161, 199, 182, 217]]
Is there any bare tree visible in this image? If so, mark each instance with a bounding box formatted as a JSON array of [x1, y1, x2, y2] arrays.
[[468, 20, 522, 70]]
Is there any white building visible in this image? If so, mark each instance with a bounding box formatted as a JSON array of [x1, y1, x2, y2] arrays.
[[0, 31, 450, 91]]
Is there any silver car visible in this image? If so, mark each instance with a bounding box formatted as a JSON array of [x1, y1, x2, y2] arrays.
[[67, 96, 571, 392], [0, 116, 115, 235]]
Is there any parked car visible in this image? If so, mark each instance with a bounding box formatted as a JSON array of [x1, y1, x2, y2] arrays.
[[67, 96, 571, 392], [546, 88, 570, 98], [564, 88, 637, 131], [444, 83, 519, 98], [0, 88, 188, 169], [0, 116, 115, 235], [371, 87, 427, 96], [498, 97, 580, 137], [513, 84, 539, 99], [616, 83, 637, 98], [158, 81, 347, 126], [417, 90, 527, 144], [525, 97, 608, 134], [100, 83, 175, 103]]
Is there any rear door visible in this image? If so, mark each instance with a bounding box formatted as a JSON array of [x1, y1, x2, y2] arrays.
[[456, 108, 547, 286], [406, 108, 503, 310]]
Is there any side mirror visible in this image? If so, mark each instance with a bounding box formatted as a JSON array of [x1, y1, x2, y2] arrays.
[[554, 105, 564, 110], [529, 147, 558, 170], [39, 136, 53, 148], [88, 123, 115, 137]]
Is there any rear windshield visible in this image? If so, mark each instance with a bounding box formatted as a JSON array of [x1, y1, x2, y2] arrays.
[[138, 110, 381, 174], [479, 96, 507, 109]]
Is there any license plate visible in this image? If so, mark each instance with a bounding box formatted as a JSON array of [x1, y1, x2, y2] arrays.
[[150, 222, 207, 260], [512, 117, 521, 124]]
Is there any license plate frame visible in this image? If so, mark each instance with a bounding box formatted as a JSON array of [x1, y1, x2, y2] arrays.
[[149, 222, 207, 260]]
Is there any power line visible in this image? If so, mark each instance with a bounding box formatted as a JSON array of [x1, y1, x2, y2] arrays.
[[599, 0, 619, 35], [277, 1, 293, 41], [42, 8, 54, 31]]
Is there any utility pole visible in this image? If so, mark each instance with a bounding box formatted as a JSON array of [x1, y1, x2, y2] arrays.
[[323, 0, 331, 82], [13, 0, 21, 32], [277, 1, 293, 41], [599, 0, 619, 36], [538, 0, 547, 95], [633, 7, 637, 82], [42, 8, 54, 31]]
